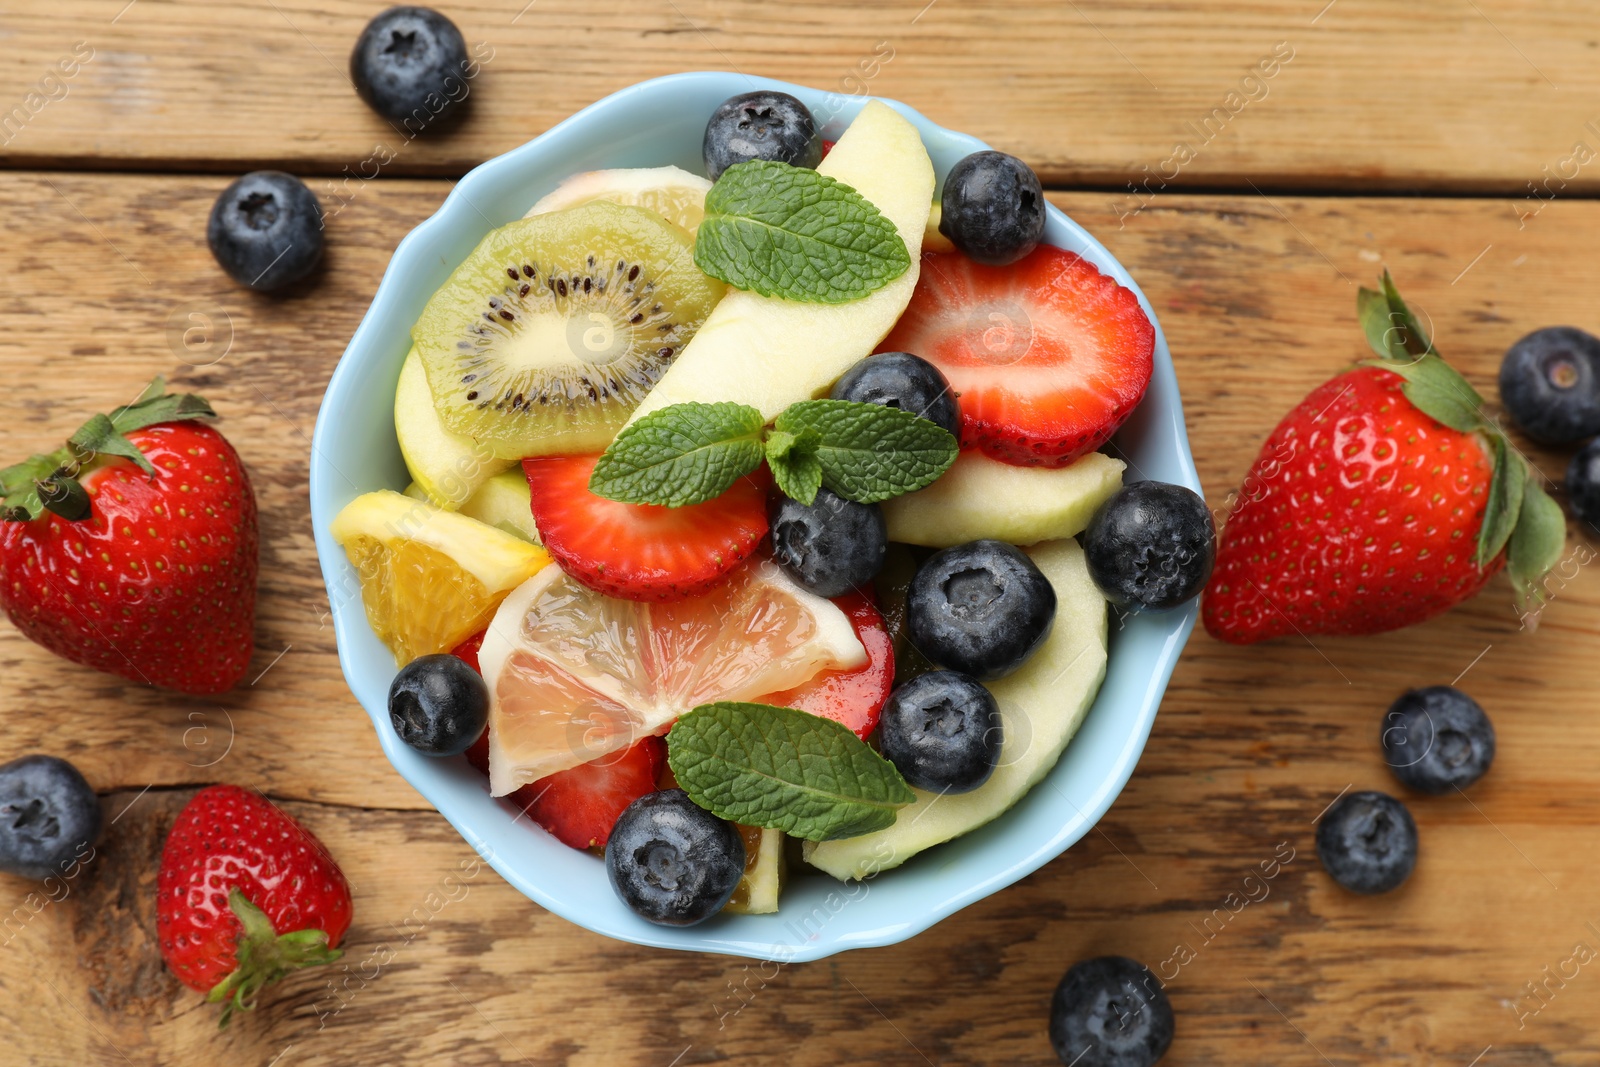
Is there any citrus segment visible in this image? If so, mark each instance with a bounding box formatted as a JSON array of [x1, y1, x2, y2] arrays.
[[481, 560, 866, 795], [330, 489, 550, 665]]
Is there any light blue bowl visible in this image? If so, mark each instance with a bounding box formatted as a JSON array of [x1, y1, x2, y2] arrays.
[[310, 72, 1199, 962]]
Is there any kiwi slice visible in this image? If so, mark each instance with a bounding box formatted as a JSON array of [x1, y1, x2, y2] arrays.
[[413, 200, 725, 459]]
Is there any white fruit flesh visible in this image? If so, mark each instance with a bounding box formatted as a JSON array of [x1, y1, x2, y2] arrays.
[[458, 471, 540, 544], [526, 165, 712, 233], [726, 827, 784, 915], [805, 539, 1108, 881], [625, 101, 936, 424], [883, 451, 1125, 548], [395, 347, 513, 509]]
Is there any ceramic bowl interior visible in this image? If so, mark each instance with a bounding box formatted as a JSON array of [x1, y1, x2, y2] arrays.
[[309, 72, 1199, 962]]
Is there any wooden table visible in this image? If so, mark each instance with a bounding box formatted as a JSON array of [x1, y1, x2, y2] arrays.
[[3, 2, 1599, 1063]]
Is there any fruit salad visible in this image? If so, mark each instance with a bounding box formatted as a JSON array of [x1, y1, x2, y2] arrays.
[[332, 90, 1212, 927]]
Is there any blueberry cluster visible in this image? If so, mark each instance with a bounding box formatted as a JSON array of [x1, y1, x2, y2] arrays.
[[1496, 325, 1600, 531]]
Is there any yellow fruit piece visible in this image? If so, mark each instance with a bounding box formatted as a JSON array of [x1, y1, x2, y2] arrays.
[[725, 825, 784, 915], [458, 470, 540, 543], [396, 347, 513, 509], [884, 451, 1125, 547], [479, 560, 865, 795], [923, 203, 956, 253], [330, 490, 549, 665], [526, 165, 713, 233]]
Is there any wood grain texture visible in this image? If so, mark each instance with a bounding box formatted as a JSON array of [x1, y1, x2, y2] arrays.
[[4, 0, 1600, 192], [4, 174, 1600, 1064]]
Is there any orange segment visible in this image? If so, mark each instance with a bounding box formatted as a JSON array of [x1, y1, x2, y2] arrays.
[[480, 560, 866, 796]]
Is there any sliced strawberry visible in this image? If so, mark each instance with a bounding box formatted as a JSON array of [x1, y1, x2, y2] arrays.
[[511, 735, 666, 851], [821, 138, 836, 159], [522, 454, 768, 601], [879, 246, 1154, 467], [451, 630, 492, 775], [759, 590, 893, 739]]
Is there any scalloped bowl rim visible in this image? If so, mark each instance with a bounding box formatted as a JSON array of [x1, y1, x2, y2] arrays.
[[309, 72, 1199, 962]]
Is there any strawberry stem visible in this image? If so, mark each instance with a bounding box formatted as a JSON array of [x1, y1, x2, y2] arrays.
[[0, 377, 215, 523], [205, 888, 343, 1029]]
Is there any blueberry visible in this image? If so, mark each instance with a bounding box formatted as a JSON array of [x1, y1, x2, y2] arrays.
[[1049, 956, 1174, 1067], [605, 789, 744, 926], [1380, 686, 1495, 795], [1316, 790, 1418, 894], [387, 653, 489, 756], [0, 755, 102, 881], [703, 91, 821, 181], [1497, 326, 1600, 445], [770, 488, 887, 598], [206, 171, 325, 292], [878, 671, 1001, 793], [938, 151, 1046, 266], [907, 540, 1055, 680], [830, 352, 961, 439], [350, 6, 471, 133], [1568, 437, 1600, 533], [1084, 482, 1214, 613]]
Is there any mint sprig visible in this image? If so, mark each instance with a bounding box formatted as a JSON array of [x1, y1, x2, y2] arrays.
[[590, 399, 958, 508], [694, 161, 911, 304], [667, 702, 915, 841], [776, 399, 958, 504], [1354, 270, 1566, 611], [765, 427, 823, 505], [587, 401, 764, 507]]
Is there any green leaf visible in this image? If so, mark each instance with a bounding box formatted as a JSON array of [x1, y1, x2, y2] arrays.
[[1375, 354, 1486, 433], [589, 402, 765, 507], [765, 428, 823, 505], [694, 161, 911, 304], [1357, 270, 1436, 363], [1507, 478, 1567, 614], [773, 399, 958, 504], [1378, 270, 1435, 357], [69, 412, 156, 476], [667, 702, 916, 841], [1476, 438, 1527, 567]]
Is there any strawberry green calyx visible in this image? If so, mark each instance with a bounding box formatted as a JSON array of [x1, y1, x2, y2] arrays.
[[207, 888, 343, 1029], [1356, 271, 1566, 614], [0, 377, 215, 522]]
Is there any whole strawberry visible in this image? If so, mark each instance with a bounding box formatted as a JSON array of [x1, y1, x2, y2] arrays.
[[158, 785, 351, 1025], [1205, 273, 1566, 643], [0, 379, 257, 693]]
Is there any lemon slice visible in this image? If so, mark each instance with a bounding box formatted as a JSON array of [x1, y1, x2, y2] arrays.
[[480, 560, 866, 796], [330, 489, 550, 665], [526, 165, 713, 232]]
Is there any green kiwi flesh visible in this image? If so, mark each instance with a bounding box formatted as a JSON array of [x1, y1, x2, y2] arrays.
[[413, 200, 724, 459]]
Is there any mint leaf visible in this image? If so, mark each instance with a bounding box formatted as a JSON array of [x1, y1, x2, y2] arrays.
[[774, 399, 958, 504], [589, 402, 764, 507], [668, 702, 916, 841], [694, 161, 911, 304], [765, 428, 822, 505]]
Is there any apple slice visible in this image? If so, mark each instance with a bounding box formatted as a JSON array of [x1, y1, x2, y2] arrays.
[[883, 450, 1125, 548], [804, 539, 1109, 881], [625, 101, 935, 424], [395, 347, 512, 508]]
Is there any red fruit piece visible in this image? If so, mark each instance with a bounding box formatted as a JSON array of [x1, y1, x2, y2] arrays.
[[157, 785, 351, 1025], [1204, 366, 1501, 643], [0, 416, 258, 694], [878, 246, 1154, 467], [452, 629, 491, 774], [512, 735, 666, 851], [759, 590, 894, 739], [522, 454, 767, 601], [820, 138, 835, 159]]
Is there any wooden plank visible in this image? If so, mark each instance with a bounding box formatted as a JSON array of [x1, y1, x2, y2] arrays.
[[3, 0, 1600, 192], [2, 173, 1600, 1062]]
